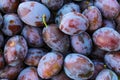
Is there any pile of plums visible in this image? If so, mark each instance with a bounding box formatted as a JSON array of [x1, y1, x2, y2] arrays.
[[0, 0, 120, 80]]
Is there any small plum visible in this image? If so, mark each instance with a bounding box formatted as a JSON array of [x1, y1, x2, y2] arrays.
[[37, 52, 63, 79], [2, 13, 23, 36], [4, 35, 28, 66], [83, 6, 102, 32], [59, 12, 89, 35], [21, 25, 44, 47], [24, 48, 46, 66], [64, 53, 94, 80], [0, 0, 19, 13], [71, 32, 92, 55]]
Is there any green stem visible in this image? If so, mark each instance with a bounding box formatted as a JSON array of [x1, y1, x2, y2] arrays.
[[42, 14, 48, 27]]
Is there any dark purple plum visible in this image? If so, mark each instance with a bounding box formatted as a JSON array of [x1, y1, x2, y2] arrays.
[[37, 52, 63, 79], [24, 48, 46, 66], [79, 0, 93, 11], [42, 24, 70, 53], [59, 12, 89, 35], [2, 13, 23, 36], [102, 19, 116, 29], [95, 0, 120, 19], [4, 35, 28, 66], [90, 46, 107, 61], [90, 60, 105, 79], [21, 25, 44, 47], [41, 0, 64, 11], [64, 53, 94, 80], [0, 0, 19, 13], [93, 27, 120, 51], [71, 32, 92, 55], [83, 6, 102, 32], [0, 63, 24, 80]]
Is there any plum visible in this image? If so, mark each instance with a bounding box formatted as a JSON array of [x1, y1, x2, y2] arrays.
[[37, 52, 63, 79], [42, 24, 70, 53], [59, 12, 89, 35], [90, 46, 107, 61], [90, 60, 105, 79], [21, 25, 44, 47], [55, 2, 80, 25], [64, 53, 94, 80], [41, 0, 64, 11], [83, 6, 102, 32], [2, 13, 23, 36], [71, 32, 92, 55], [105, 51, 120, 75], [0, 63, 24, 80], [102, 19, 116, 29], [95, 0, 120, 19], [17, 1, 50, 27], [0, 0, 19, 13], [17, 67, 40, 80], [24, 48, 46, 66], [96, 69, 118, 80], [4, 35, 28, 66], [93, 27, 120, 51], [79, 0, 93, 11]]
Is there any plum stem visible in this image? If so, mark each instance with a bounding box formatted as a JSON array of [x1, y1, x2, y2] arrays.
[[42, 14, 48, 27]]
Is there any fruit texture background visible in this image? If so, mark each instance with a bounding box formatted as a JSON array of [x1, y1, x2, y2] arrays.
[[0, 0, 120, 80]]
